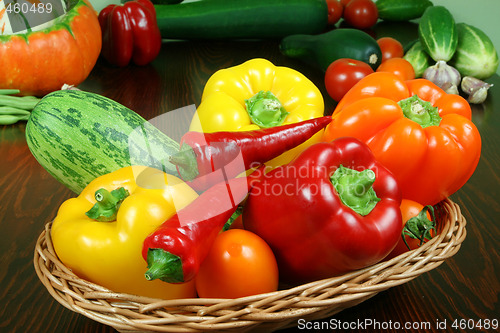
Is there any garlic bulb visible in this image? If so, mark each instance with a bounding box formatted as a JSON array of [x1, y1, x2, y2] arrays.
[[423, 61, 461, 93]]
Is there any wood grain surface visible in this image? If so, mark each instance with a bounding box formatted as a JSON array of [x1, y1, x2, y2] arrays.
[[0, 36, 499, 333]]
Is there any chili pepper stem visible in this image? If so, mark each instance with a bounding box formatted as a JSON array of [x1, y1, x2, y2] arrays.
[[145, 248, 184, 283], [169, 145, 199, 181], [85, 187, 129, 222], [245, 90, 289, 128], [398, 95, 441, 128]]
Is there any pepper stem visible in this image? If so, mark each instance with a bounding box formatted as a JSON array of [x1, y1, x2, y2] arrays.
[[402, 205, 437, 250], [85, 187, 129, 222], [245, 90, 289, 128], [330, 165, 381, 216], [398, 95, 442, 128], [169, 144, 199, 181], [144, 248, 184, 283]]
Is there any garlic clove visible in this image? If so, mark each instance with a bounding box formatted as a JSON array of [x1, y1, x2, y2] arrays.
[[441, 82, 459, 95], [461, 76, 493, 104], [468, 86, 489, 104]]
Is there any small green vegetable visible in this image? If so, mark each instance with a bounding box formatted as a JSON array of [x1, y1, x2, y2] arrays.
[[418, 6, 458, 62], [280, 28, 382, 71], [449, 23, 500, 80], [403, 41, 431, 78], [376, 0, 433, 22]]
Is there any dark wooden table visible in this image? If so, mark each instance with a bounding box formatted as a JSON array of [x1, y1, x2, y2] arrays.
[[1, 34, 499, 332]]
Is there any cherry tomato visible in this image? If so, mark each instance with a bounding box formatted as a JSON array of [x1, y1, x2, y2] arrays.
[[325, 58, 374, 102], [386, 199, 436, 259], [326, 0, 343, 25], [377, 37, 404, 62], [343, 0, 378, 29], [376, 57, 416, 81], [195, 229, 279, 298]]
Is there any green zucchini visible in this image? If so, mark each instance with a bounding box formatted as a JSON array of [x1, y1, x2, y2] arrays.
[[450, 23, 499, 80], [418, 6, 458, 62], [154, 0, 327, 40], [280, 28, 382, 71], [376, 0, 433, 21], [26, 90, 180, 194]]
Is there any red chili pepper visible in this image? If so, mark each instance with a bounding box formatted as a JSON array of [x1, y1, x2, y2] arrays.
[[98, 0, 161, 67], [169, 116, 332, 191], [142, 166, 265, 283], [243, 137, 402, 283]]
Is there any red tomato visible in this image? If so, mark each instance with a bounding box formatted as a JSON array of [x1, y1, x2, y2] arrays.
[[326, 0, 343, 25], [195, 229, 279, 298], [376, 57, 416, 81], [325, 58, 374, 102], [340, 0, 352, 6], [377, 37, 404, 62], [343, 0, 378, 29], [386, 199, 436, 259]]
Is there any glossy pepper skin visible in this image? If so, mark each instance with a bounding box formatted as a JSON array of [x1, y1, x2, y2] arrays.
[[243, 137, 402, 283], [189, 58, 324, 168], [171, 116, 332, 192], [51, 166, 198, 299], [142, 166, 265, 283], [323, 72, 481, 205], [98, 0, 161, 67]]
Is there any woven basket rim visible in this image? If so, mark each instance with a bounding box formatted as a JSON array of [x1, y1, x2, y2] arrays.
[[34, 198, 467, 332]]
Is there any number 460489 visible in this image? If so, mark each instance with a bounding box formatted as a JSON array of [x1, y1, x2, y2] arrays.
[[6, 2, 53, 14], [452, 319, 498, 330]]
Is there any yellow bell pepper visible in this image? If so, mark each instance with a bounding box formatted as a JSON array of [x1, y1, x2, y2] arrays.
[[189, 58, 324, 168], [51, 166, 198, 299]]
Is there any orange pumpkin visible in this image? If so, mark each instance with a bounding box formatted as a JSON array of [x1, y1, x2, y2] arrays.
[[0, 0, 102, 96]]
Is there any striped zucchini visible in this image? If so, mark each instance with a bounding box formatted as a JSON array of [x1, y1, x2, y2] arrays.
[[26, 90, 180, 194], [418, 6, 458, 62]]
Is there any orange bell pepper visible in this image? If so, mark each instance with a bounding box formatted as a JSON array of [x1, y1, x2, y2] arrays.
[[324, 72, 481, 205]]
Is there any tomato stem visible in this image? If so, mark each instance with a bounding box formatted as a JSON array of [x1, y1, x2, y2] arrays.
[[402, 205, 436, 250]]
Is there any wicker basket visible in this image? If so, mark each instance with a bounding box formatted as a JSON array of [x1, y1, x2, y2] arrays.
[[34, 198, 466, 333]]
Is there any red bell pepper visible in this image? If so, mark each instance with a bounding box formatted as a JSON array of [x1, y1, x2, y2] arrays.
[[169, 116, 332, 192], [243, 137, 403, 283], [98, 0, 162, 67]]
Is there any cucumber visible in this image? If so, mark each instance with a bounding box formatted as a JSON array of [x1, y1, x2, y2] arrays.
[[280, 28, 382, 71], [449, 23, 499, 80], [26, 90, 180, 194], [418, 6, 458, 62], [154, 0, 327, 40], [403, 41, 431, 78], [376, 0, 433, 22]]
